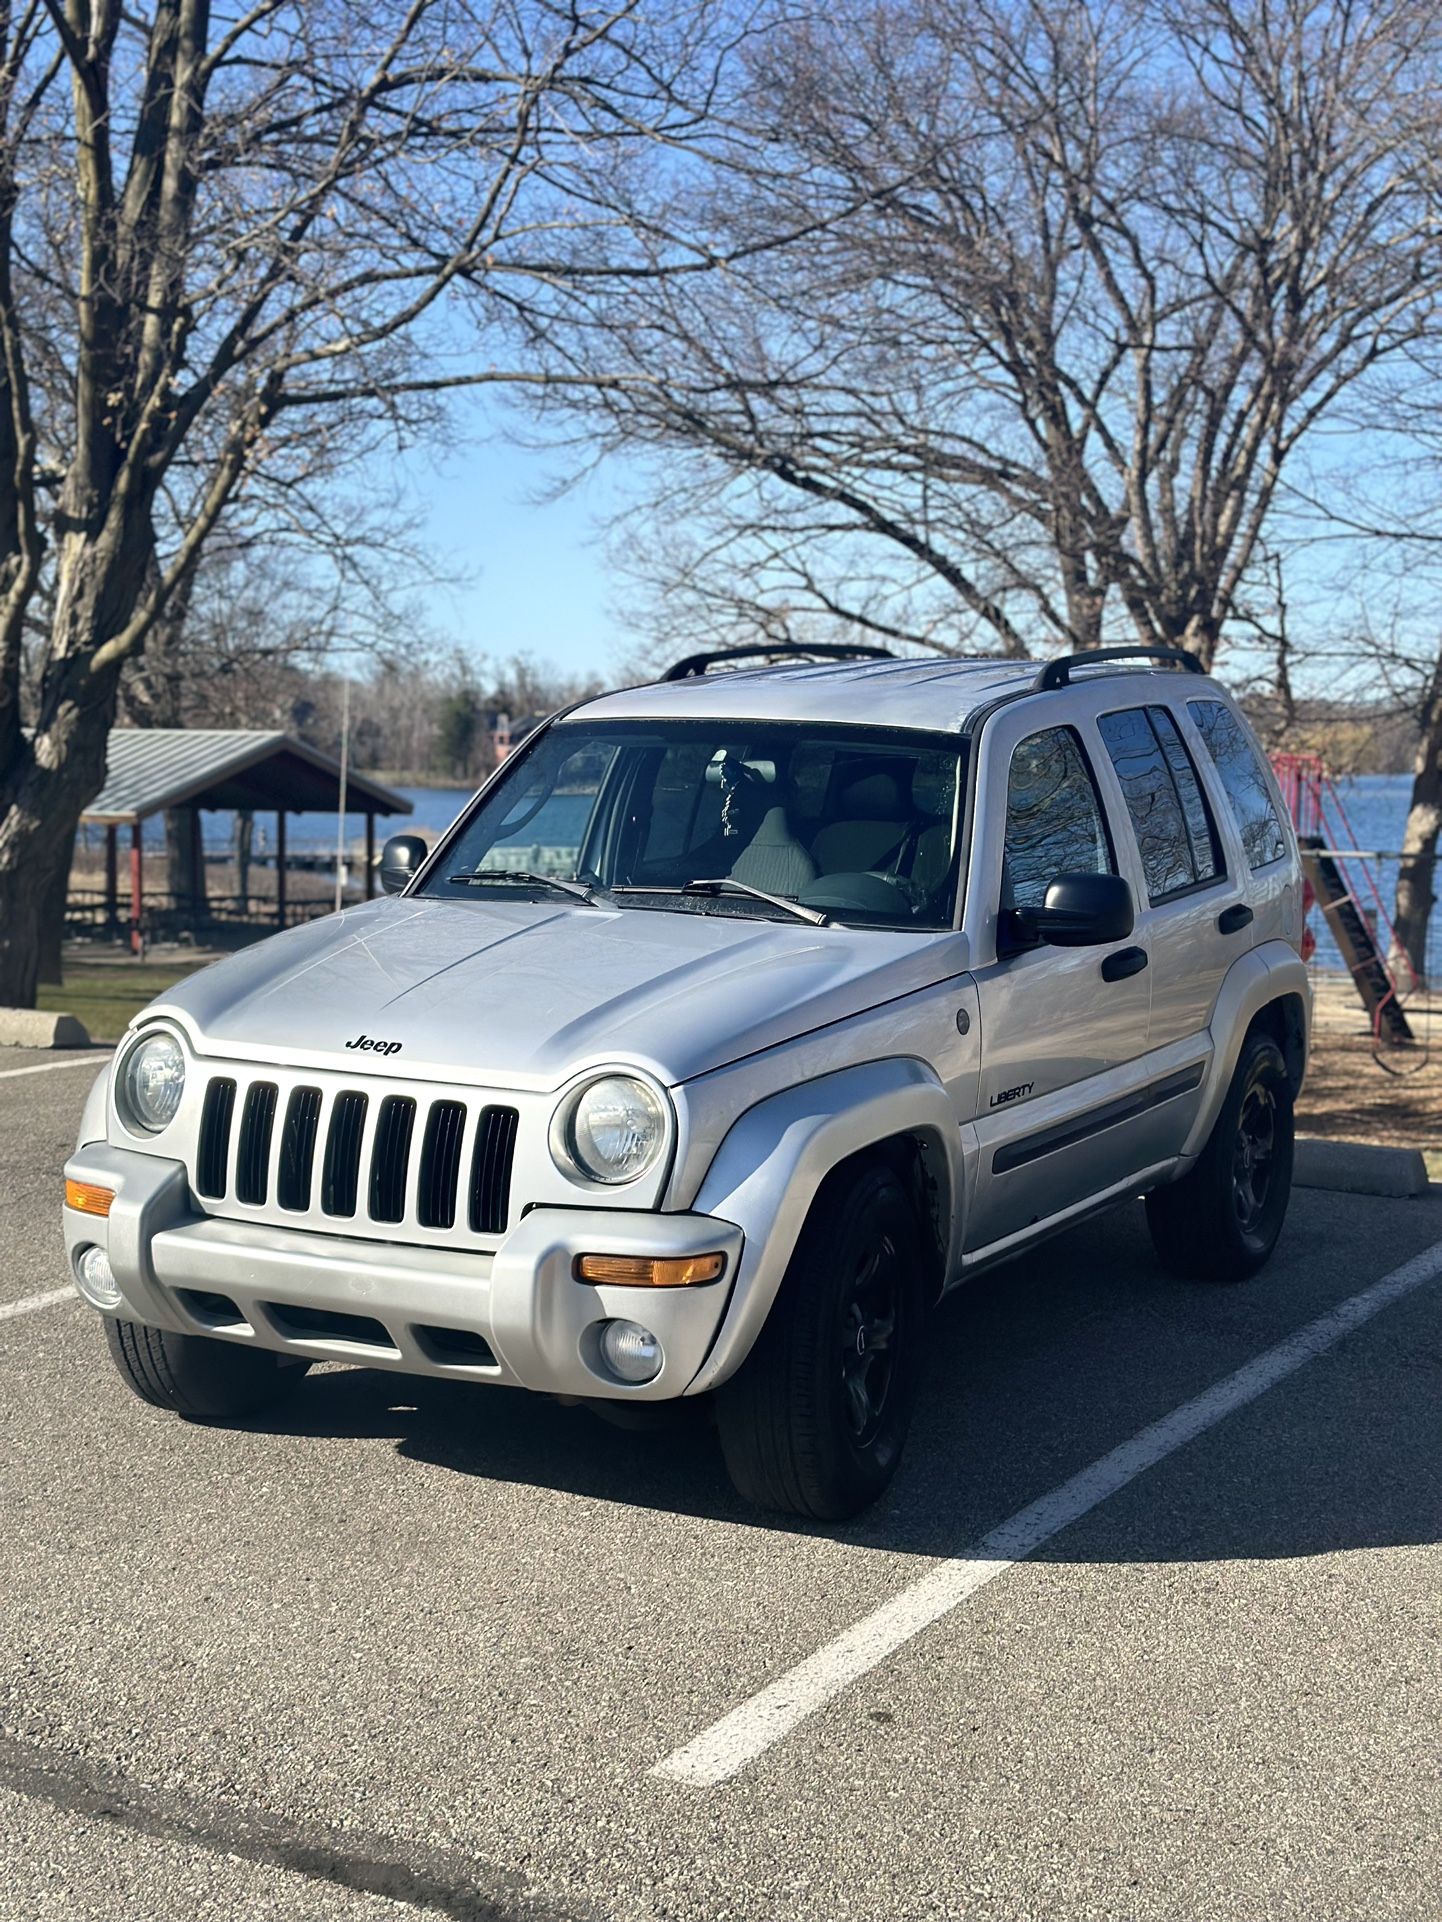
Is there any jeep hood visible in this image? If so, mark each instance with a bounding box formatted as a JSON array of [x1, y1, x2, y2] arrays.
[[148, 895, 969, 1089]]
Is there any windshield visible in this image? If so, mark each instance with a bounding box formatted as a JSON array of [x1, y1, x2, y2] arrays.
[[425, 720, 966, 929]]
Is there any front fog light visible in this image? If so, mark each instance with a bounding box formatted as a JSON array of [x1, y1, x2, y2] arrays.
[[74, 1244, 120, 1310], [598, 1318, 663, 1384]]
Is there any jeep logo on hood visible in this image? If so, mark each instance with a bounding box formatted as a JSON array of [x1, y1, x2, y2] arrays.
[[345, 1033, 402, 1057]]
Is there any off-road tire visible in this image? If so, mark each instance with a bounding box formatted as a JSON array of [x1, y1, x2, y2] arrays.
[[1146, 1031, 1294, 1283], [104, 1319, 309, 1420], [716, 1163, 926, 1520]]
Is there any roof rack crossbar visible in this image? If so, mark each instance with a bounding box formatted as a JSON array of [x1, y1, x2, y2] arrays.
[[660, 641, 895, 682], [1033, 645, 1204, 691]]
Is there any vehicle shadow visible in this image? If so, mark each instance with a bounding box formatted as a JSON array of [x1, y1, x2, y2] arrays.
[[253, 1194, 1442, 1566]]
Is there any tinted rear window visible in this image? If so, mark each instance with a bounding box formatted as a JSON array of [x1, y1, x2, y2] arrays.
[[1187, 700, 1288, 870], [1097, 706, 1219, 902]]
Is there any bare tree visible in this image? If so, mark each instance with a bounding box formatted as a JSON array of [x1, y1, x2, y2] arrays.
[[0, 0, 740, 1005], [114, 493, 436, 915], [563, 0, 1442, 672], [1276, 403, 1442, 979]]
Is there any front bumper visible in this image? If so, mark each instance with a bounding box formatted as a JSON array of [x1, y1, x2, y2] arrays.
[[63, 1144, 743, 1401]]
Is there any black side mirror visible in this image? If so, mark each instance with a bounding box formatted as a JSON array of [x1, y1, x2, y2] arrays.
[[380, 833, 429, 895], [1004, 872, 1134, 950]]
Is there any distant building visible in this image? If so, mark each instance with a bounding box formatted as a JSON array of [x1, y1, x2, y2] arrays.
[[486, 709, 545, 764], [483, 709, 512, 762]]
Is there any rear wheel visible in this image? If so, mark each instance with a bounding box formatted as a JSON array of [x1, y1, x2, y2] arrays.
[[717, 1163, 926, 1520], [1146, 1030, 1294, 1283], [104, 1319, 309, 1420]]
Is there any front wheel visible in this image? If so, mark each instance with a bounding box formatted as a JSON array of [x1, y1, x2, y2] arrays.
[[105, 1319, 309, 1421], [1146, 1030, 1294, 1283], [716, 1163, 926, 1520]]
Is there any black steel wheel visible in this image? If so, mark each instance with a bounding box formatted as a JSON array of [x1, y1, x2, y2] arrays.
[[1146, 1029, 1294, 1283], [1232, 1079, 1278, 1234], [716, 1162, 926, 1519], [840, 1237, 902, 1449]]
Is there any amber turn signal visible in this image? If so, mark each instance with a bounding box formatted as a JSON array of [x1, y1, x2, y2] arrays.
[[65, 1178, 115, 1218], [573, 1252, 726, 1288]]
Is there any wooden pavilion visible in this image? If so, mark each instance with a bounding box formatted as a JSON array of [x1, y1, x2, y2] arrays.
[[78, 730, 412, 950]]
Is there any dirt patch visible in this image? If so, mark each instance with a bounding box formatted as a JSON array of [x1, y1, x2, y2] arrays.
[[1298, 971, 1442, 1158]]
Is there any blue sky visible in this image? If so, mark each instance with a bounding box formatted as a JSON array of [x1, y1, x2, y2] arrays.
[[399, 394, 637, 682]]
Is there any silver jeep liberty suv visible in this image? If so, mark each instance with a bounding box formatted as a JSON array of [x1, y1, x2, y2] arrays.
[[65, 642, 1309, 1519]]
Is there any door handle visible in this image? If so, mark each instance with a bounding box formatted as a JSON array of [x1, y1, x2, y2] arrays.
[[1218, 903, 1254, 935], [1101, 945, 1148, 982]]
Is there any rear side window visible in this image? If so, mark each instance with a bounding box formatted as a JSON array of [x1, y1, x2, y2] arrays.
[[1097, 706, 1220, 902], [1149, 708, 1220, 882], [1001, 726, 1113, 910], [1188, 699, 1288, 870]]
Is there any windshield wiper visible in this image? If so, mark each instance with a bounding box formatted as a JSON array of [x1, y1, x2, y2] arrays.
[[681, 877, 829, 926], [446, 869, 606, 905]]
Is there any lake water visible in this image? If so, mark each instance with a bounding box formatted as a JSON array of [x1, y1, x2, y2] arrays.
[[77, 771, 1430, 972], [1309, 774, 1422, 973], [76, 786, 479, 860]]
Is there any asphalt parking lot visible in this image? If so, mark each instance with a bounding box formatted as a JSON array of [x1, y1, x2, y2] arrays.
[[3, 1049, 1441, 1921]]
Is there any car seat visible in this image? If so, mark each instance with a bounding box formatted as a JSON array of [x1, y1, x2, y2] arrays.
[[713, 754, 816, 897], [810, 765, 913, 875]]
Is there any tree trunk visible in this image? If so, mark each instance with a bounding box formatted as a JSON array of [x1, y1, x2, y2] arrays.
[[1390, 660, 1442, 988], [1392, 792, 1441, 989], [0, 735, 111, 1007], [0, 537, 144, 1004], [35, 823, 77, 986]]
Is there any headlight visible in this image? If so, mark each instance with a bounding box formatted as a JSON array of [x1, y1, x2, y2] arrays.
[[119, 1033, 186, 1133], [553, 1074, 668, 1185]]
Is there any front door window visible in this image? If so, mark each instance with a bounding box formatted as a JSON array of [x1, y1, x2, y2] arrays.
[[1001, 726, 1114, 911]]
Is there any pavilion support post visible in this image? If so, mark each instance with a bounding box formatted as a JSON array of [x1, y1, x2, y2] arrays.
[[276, 811, 287, 928], [190, 808, 207, 925], [365, 814, 376, 900], [129, 825, 144, 957], [104, 827, 118, 932]]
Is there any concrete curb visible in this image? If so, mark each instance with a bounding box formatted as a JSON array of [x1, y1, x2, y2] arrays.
[[0, 1009, 91, 1050], [1294, 1136, 1430, 1199]]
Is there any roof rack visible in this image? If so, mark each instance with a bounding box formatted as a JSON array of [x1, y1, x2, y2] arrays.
[[660, 642, 895, 683], [1033, 645, 1204, 692]]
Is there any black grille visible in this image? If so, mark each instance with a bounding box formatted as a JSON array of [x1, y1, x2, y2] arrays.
[[417, 1100, 466, 1229], [469, 1106, 519, 1237], [322, 1091, 369, 1217], [196, 1078, 236, 1198], [195, 1077, 516, 1238], [235, 1082, 279, 1205], [277, 1087, 322, 1212], [369, 1095, 417, 1223]]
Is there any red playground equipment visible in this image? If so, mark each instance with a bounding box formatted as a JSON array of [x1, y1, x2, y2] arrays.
[[1271, 752, 1416, 1046]]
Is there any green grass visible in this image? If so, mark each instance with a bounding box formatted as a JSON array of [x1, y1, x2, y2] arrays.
[[38, 960, 211, 1043]]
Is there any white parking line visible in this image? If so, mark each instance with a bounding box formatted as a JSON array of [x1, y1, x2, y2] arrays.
[[654, 1238, 1442, 1787], [0, 1287, 77, 1323], [0, 1053, 110, 1081]]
